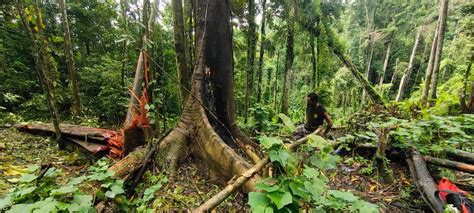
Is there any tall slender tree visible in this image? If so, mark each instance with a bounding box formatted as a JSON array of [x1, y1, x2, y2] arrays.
[[172, 0, 191, 103], [281, 0, 295, 115], [378, 41, 391, 87], [16, 0, 63, 148], [396, 27, 422, 101], [58, 0, 81, 117], [256, 0, 267, 103], [244, 0, 257, 122], [428, 0, 449, 104]]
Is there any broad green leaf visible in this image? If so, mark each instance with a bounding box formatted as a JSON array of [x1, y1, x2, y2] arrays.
[[19, 186, 36, 196], [304, 179, 325, 199], [72, 195, 93, 207], [105, 184, 125, 198], [259, 137, 283, 149], [307, 135, 329, 150], [68, 176, 87, 185], [302, 167, 319, 179], [350, 200, 379, 213], [50, 185, 78, 196], [255, 181, 280, 192], [32, 198, 57, 213], [289, 181, 310, 200], [248, 192, 270, 210], [19, 174, 37, 183], [26, 165, 40, 173], [277, 113, 296, 134], [0, 196, 13, 210], [267, 191, 292, 209], [328, 190, 358, 202], [6, 204, 33, 213]]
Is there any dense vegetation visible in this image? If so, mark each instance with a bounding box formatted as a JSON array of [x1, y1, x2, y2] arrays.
[[0, 0, 472, 212]]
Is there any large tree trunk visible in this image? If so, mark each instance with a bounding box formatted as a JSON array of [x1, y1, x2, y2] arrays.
[[421, 22, 440, 105], [256, 0, 267, 103], [244, 0, 257, 123], [172, 0, 191, 103], [428, 0, 449, 105], [58, 0, 81, 117], [112, 0, 260, 193], [396, 27, 422, 101], [281, 1, 295, 115], [378, 40, 391, 87], [17, 1, 63, 148]]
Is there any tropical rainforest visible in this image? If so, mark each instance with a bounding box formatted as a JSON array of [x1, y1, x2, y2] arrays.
[[0, 0, 473, 212]]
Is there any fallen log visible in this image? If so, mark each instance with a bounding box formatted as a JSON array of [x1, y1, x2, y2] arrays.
[[444, 149, 474, 165], [15, 122, 114, 143], [65, 138, 109, 154], [406, 151, 444, 213], [424, 155, 474, 174], [194, 131, 324, 212]]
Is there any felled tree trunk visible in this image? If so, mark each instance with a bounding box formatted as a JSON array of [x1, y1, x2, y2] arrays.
[[111, 0, 260, 193]]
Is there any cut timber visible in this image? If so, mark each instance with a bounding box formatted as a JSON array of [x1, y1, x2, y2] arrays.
[[406, 151, 444, 213], [445, 149, 474, 165], [424, 155, 474, 174], [15, 123, 113, 143], [65, 138, 108, 154]]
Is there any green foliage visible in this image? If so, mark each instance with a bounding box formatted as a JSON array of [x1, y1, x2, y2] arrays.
[[346, 114, 473, 155], [0, 158, 129, 212], [250, 136, 378, 212]]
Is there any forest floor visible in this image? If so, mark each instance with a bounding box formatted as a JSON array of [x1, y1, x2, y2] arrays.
[[1, 125, 471, 211], [0, 127, 248, 210]]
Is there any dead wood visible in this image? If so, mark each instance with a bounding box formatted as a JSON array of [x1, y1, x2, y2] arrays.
[[406, 151, 444, 213], [424, 155, 474, 174], [445, 149, 474, 164], [15, 123, 111, 143], [65, 138, 109, 154]]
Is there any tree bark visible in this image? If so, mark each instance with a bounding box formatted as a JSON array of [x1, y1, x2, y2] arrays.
[[424, 155, 474, 174], [281, 1, 295, 115], [414, 37, 431, 86], [172, 0, 191, 103], [378, 41, 391, 87], [273, 50, 280, 111], [310, 34, 317, 90], [244, 0, 257, 123], [334, 51, 386, 107], [113, 0, 261, 193], [362, 36, 375, 101], [460, 61, 472, 113], [58, 0, 81, 117], [256, 0, 267, 103], [428, 0, 449, 105], [396, 27, 422, 101], [18, 0, 63, 148], [421, 22, 440, 105], [406, 151, 444, 213]]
